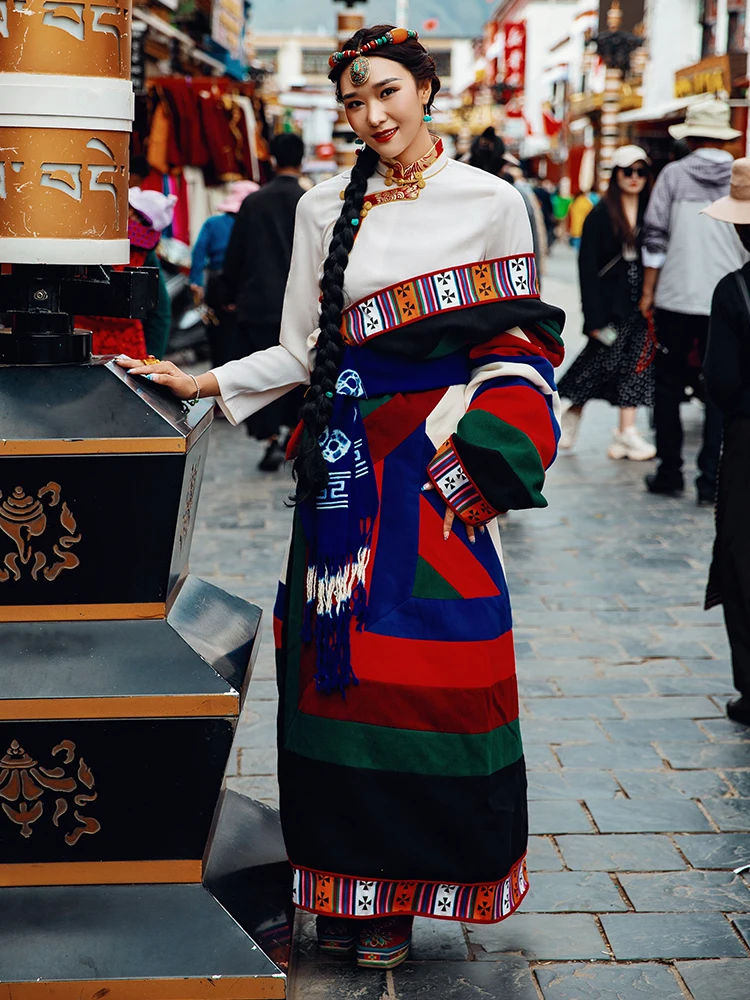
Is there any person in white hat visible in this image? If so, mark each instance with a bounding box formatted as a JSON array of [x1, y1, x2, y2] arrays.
[[558, 145, 656, 460], [700, 158, 750, 727], [640, 97, 748, 505]]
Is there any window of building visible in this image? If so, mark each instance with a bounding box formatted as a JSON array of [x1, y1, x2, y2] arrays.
[[431, 50, 452, 79], [254, 48, 278, 70], [302, 49, 331, 76]]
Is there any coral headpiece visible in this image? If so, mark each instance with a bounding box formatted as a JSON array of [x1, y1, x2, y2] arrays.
[[329, 27, 419, 86]]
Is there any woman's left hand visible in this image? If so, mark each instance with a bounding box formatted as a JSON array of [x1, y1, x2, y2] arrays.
[[422, 482, 485, 543]]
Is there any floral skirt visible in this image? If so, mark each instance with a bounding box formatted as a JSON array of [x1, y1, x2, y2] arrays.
[[558, 314, 655, 409]]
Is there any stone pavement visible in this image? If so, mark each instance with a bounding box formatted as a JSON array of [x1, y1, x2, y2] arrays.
[[190, 244, 750, 998]]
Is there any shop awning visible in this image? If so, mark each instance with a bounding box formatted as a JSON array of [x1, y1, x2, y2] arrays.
[[618, 94, 704, 124]]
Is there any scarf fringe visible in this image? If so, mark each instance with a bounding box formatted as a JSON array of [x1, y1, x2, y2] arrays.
[[303, 541, 372, 696]]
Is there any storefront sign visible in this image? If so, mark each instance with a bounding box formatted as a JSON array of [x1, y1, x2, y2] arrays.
[[503, 21, 526, 92], [211, 0, 246, 64], [675, 53, 745, 98]]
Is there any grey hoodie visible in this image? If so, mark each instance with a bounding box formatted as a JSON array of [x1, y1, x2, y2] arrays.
[[642, 149, 748, 316]]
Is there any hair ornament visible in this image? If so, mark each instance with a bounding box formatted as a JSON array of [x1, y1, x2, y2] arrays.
[[329, 28, 419, 84]]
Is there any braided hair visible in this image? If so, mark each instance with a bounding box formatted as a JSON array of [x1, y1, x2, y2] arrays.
[[292, 25, 440, 502]]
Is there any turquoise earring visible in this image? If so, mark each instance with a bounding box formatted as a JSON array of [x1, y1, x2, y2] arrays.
[[423, 110, 433, 123]]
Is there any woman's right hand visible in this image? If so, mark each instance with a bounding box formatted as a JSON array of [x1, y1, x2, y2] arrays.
[[115, 357, 199, 400]]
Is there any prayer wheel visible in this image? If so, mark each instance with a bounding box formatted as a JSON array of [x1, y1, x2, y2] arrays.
[[0, 4, 291, 997]]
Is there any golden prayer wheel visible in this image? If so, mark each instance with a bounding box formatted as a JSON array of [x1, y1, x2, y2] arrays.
[[0, 0, 132, 262]]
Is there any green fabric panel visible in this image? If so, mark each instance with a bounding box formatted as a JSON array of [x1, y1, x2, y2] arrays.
[[456, 409, 546, 508], [285, 713, 524, 777], [412, 555, 463, 600], [426, 331, 466, 359], [359, 394, 393, 418], [537, 319, 564, 345]]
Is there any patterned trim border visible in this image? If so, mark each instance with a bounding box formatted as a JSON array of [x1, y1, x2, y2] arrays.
[[292, 854, 528, 924], [427, 437, 500, 525], [342, 254, 539, 346]]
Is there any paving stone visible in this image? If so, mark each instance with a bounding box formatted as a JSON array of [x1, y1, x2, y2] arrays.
[[529, 800, 595, 835], [701, 799, 750, 832], [726, 771, 750, 796], [674, 834, 750, 869], [676, 960, 750, 1000], [614, 769, 730, 800], [733, 915, 750, 951], [238, 746, 277, 776], [619, 871, 750, 912], [392, 960, 539, 998], [520, 871, 628, 912], [700, 718, 750, 741], [522, 697, 623, 720], [657, 742, 750, 769], [468, 913, 607, 961], [555, 677, 651, 696], [524, 745, 563, 771], [521, 720, 607, 744], [601, 913, 748, 959], [586, 798, 713, 834], [601, 718, 708, 743], [615, 696, 722, 719], [290, 960, 387, 998], [527, 770, 620, 800], [410, 918, 468, 961], [555, 743, 665, 770], [648, 676, 736, 696], [557, 834, 687, 872], [527, 836, 564, 872], [534, 963, 684, 999]]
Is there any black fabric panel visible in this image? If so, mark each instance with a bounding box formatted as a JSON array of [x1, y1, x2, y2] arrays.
[[453, 436, 537, 512], [363, 298, 565, 360], [278, 749, 528, 885]]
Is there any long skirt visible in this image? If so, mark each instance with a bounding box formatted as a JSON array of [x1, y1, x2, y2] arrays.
[[557, 314, 655, 409], [274, 387, 529, 924]]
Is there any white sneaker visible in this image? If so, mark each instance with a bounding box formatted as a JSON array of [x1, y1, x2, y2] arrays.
[[607, 427, 656, 461], [559, 407, 582, 450]]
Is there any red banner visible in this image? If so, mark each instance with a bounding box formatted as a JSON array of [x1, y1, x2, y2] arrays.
[[503, 21, 526, 92]]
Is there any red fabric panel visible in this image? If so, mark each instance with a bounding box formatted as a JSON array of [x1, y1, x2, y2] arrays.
[[363, 388, 447, 464], [469, 384, 557, 469], [298, 628, 518, 734], [418, 496, 500, 598]]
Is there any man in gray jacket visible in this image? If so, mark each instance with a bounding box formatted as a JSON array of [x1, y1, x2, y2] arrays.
[[640, 98, 747, 505]]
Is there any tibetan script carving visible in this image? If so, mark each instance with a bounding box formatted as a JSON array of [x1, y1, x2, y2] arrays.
[[0, 0, 131, 77], [0, 128, 127, 241]]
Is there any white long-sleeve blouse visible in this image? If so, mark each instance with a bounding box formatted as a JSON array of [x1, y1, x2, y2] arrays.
[[213, 149, 533, 425]]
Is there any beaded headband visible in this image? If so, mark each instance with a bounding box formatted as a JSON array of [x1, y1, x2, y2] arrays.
[[329, 27, 419, 86]]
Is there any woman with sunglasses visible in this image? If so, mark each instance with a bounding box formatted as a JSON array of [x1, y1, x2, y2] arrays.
[[558, 145, 656, 460]]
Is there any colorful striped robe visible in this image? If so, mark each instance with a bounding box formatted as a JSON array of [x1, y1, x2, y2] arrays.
[[274, 256, 564, 924]]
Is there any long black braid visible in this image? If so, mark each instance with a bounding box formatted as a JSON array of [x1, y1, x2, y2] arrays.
[[292, 144, 380, 501], [292, 24, 440, 502]]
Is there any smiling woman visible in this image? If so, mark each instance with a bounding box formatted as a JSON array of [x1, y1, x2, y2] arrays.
[[117, 23, 566, 973]]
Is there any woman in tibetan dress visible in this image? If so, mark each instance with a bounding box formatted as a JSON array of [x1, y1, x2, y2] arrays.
[[119, 26, 565, 971]]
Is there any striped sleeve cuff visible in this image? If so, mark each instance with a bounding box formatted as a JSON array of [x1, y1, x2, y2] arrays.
[[427, 437, 500, 525]]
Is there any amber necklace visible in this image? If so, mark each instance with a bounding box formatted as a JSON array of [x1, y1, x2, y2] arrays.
[[349, 137, 445, 221]]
